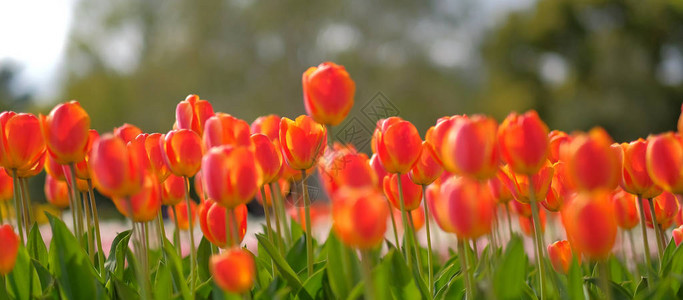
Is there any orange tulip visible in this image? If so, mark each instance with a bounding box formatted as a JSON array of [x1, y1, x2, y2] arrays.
[[279, 115, 327, 170], [489, 170, 513, 204], [374, 117, 422, 174], [426, 181, 457, 233], [251, 133, 282, 185], [565, 128, 620, 192], [442, 176, 496, 240], [499, 162, 554, 204], [194, 172, 205, 202], [0, 112, 46, 172], [519, 208, 546, 236], [45, 174, 69, 209], [642, 191, 680, 229], [210, 248, 255, 294], [425, 116, 460, 165], [498, 110, 549, 175], [44, 154, 66, 181], [409, 141, 444, 185], [112, 172, 161, 222], [302, 62, 355, 126], [162, 129, 203, 178], [563, 190, 617, 260], [89, 134, 144, 197], [251, 114, 281, 141], [617, 139, 662, 198], [441, 115, 499, 179], [548, 130, 571, 163], [114, 123, 142, 144], [673, 225, 683, 246], [332, 187, 388, 249], [168, 200, 197, 230], [203, 113, 251, 149], [611, 189, 639, 230], [547, 240, 573, 274], [40, 101, 89, 165], [646, 132, 683, 194], [369, 154, 388, 192], [15, 152, 45, 178], [510, 199, 532, 218], [73, 129, 99, 180], [175, 94, 215, 136], [0, 168, 12, 202], [319, 145, 376, 198], [161, 174, 186, 206], [201, 200, 247, 248], [143, 133, 170, 183], [383, 173, 423, 211], [202, 146, 260, 209], [544, 161, 573, 212], [0, 224, 19, 275]]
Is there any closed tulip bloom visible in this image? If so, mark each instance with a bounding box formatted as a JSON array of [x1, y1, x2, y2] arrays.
[[279, 115, 327, 170], [201, 200, 247, 248], [45, 174, 69, 209], [168, 200, 197, 230], [114, 123, 142, 144], [425, 116, 460, 165], [45, 154, 66, 181], [409, 141, 444, 185], [511, 199, 532, 218], [489, 170, 513, 204], [646, 132, 683, 194], [611, 189, 639, 230], [319, 145, 376, 198], [162, 174, 186, 206], [302, 62, 355, 126], [0, 112, 46, 171], [563, 190, 617, 260], [500, 162, 554, 204], [40, 101, 89, 164], [203, 113, 251, 149], [442, 176, 496, 240], [251, 114, 281, 141], [194, 172, 205, 201], [210, 248, 255, 294], [202, 146, 260, 209], [112, 172, 161, 222], [498, 110, 549, 175], [127, 134, 151, 171], [442, 115, 499, 179], [175, 94, 215, 136], [375, 117, 423, 174], [673, 225, 683, 246], [251, 133, 281, 185], [73, 130, 99, 180], [144, 133, 170, 183], [426, 181, 457, 233], [162, 129, 203, 177], [332, 187, 388, 249], [89, 134, 144, 197], [618, 139, 662, 198], [565, 128, 620, 191], [0, 168, 12, 202], [0, 225, 19, 275], [369, 154, 388, 192], [543, 162, 571, 212], [15, 152, 45, 178], [383, 173, 423, 211], [548, 130, 571, 163], [547, 240, 573, 274], [642, 191, 680, 229]]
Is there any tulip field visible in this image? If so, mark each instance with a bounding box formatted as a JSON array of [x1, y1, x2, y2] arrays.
[[2, 61, 683, 300]]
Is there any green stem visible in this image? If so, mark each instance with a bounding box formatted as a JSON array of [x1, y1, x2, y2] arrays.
[[528, 178, 546, 300], [132, 222, 150, 300], [269, 183, 284, 249], [87, 180, 105, 274], [172, 205, 182, 257], [157, 211, 167, 260], [272, 181, 292, 248], [422, 186, 434, 298], [183, 176, 197, 294], [230, 209, 240, 246], [636, 195, 652, 273], [360, 249, 375, 299], [19, 178, 32, 230], [397, 174, 415, 273], [301, 170, 314, 277], [459, 239, 474, 299], [81, 192, 95, 264], [10, 171, 24, 244], [647, 198, 664, 263], [260, 187, 274, 245], [387, 197, 401, 249], [599, 260, 613, 300], [627, 230, 640, 278], [659, 224, 668, 249], [408, 211, 423, 278], [144, 221, 151, 271], [225, 207, 233, 247], [66, 165, 84, 248]]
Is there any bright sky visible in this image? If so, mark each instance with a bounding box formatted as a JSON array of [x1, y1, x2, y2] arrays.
[[0, 0, 74, 101]]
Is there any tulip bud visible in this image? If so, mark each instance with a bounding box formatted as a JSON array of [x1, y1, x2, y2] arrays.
[[162, 129, 203, 178], [426, 181, 457, 233], [210, 248, 255, 294], [319, 145, 376, 198], [565, 128, 620, 191], [112, 172, 161, 222], [251, 114, 281, 141], [279, 115, 327, 171], [15, 152, 45, 178], [0, 112, 46, 172], [563, 190, 617, 260], [73, 130, 99, 180], [442, 115, 499, 179], [442, 176, 496, 240], [251, 133, 282, 185], [617, 139, 662, 198], [332, 187, 388, 249], [409, 141, 444, 185], [45, 154, 66, 181], [425, 116, 462, 165], [498, 110, 549, 175], [548, 130, 571, 163], [646, 132, 683, 194], [161, 174, 186, 206], [41, 101, 89, 165], [369, 154, 388, 192], [499, 162, 554, 204], [139, 133, 170, 183], [383, 173, 423, 211], [200, 200, 247, 248], [374, 117, 423, 174], [202, 146, 260, 209], [89, 134, 144, 197], [168, 200, 197, 230], [302, 62, 355, 126], [203, 113, 251, 149], [611, 189, 639, 230], [0, 224, 19, 275], [114, 123, 142, 144], [175, 94, 215, 136], [673, 225, 683, 246], [547, 240, 573, 274], [45, 174, 69, 209], [642, 191, 680, 229], [489, 169, 513, 204]]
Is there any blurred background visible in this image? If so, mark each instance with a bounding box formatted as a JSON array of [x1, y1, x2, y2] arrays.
[[1, 0, 683, 211]]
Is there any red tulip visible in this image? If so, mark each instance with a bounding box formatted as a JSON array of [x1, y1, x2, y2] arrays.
[[15, 152, 45, 178], [369, 154, 388, 192], [425, 116, 460, 165], [374, 117, 422, 174], [161, 174, 186, 206], [251, 133, 281, 185], [302, 62, 355, 126], [646, 132, 683, 194], [409, 141, 444, 185], [383, 173, 423, 211], [565, 128, 620, 191], [89, 134, 144, 197], [673, 225, 683, 246], [611, 189, 639, 230], [45, 174, 69, 209], [642, 191, 680, 229], [0, 112, 46, 172], [510, 199, 532, 218], [202, 146, 259, 209], [563, 190, 617, 260], [279, 115, 327, 170], [332, 187, 388, 249], [426, 181, 457, 233], [499, 162, 554, 204], [45, 154, 66, 181], [251, 114, 281, 141], [194, 172, 205, 202], [0, 168, 11, 202], [0, 224, 19, 275], [200, 200, 247, 248], [442, 115, 499, 179], [548, 130, 571, 163], [498, 110, 549, 175], [547, 240, 573, 274], [442, 176, 496, 240], [544, 161, 573, 211], [489, 169, 513, 204], [162, 129, 203, 178], [168, 200, 197, 230], [175, 94, 215, 136], [112, 172, 161, 222], [73, 130, 99, 180], [114, 123, 142, 144], [203, 113, 251, 149], [319, 145, 376, 198], [40, 101, 89, 164], [144, 133, 170, 183], [210, 248, 255, 293], [617, 139, 662, 198]]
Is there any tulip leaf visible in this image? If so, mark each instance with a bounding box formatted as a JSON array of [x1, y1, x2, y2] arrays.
[[493, 235, 527, 299], [7, 247, 32, 300], [440, 273, 465, 300], [567, 256, 584, 300], [104, 229, 131, 281], [584, 277, 632, 300], [324, 231, 352, 299], [197, 237, 212, 283], [162, 239, 192, 300], [27, 224, 48, 266], [154, 260, 173, 300], [111, 276, 139, 299], [286, 234, 309, 275], [255, 234, 304, 292], [433, 255, 461, 299], [297, 267, 326, 299]]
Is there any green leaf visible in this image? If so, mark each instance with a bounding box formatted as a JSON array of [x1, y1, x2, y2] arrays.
[[154, 260, 173, 300], [440, 273, 465, 300], [27, 224, 47, 266], [104, 230, 132, 280], [291, 219, 304, 244], [162, 239, 192, 300], [433, 254, 460, 297], [567, 256, 584, 300], [297, 267, 326, 299], [197, 237, 212, 282], [256, 234, 304, 291], [111, 277, 139, 300], [32, 258, 54, 291], [286, 235, 309, 274], [493, 236, 527, 299], [324, 231, 352, 299], [584, 277, 633, 300], [7, 247, 32, 300]]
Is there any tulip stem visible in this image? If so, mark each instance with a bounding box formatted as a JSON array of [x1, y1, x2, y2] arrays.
[[458, 239, 474, 299], [269, 183, 286, 254], [646, 198, 664, 263], [19, 178, 32, 230], [528, 178, 547, 300], [10, 171, 24, 244], [360, 249, 376, 299], [272, 181, 292, 248], [66, 165, 84, 248], [183, 176, 197, 294], [301, 170, 314, 277], [658, 224, 668, 249], [627, 230, 640, 278], [387, 197, 401, 250], [422, 186, 434, 297], [260, 186, 274, 245], [157, 211, 167, 254], [81, 192, 95, 264], [16, 176, 29, 241], [636, 195, 653, 282], [599, 260, 613, 300], [407, 212, 423, 278], [230, 209, 240, 246], [397, 174, 415, 274], [132, 221, 150, 300], [86, 179, 105, 274]]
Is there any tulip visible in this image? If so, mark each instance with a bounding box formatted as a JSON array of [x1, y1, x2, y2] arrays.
[[302, 62, 355, 126], [40, 101, 89, 165], [441, 115, 499, 179], [114, 123, 142, 144], [611, 189, 639, 230], [167, 200, 197, 230], [441, 176, 496, 240], [563, 190, 617, 260], [279, 115, 327, 170], [426, 181, 457, 233], [383, 173, 423, 211], [489, 170, 513, 204], [143, 133, 170, 183], [498, 110, 549, 175], [0, 224, 19, 275], [200, 200, 248, 248], [548, 130, 571, 163], [544, 161, 572, 212], [0, 112, 46, 171], [409, 141, 444, 185], [499, 162, 554, 204], [547, 240, 573, 274], [0, 168, 11, 204], [564, 128, 620, 192], [112, 172, 161, 223], [210, 248, 255, 294], [203, 113, 251, 149], [673, 225, 683, 246], [642, 191, 680, 229], [618, 139, 662, 198], [45, 174, 69, 209], [646, 132, 683, 194], [175, 94, 215, 136], [251, 114, 281, 141], [369, 154, 388, 192], [15, 153, 45, 178], [73, 130, 99, 180], [161, 174, 186, 206], [44, 154, 66, 181], [374, 117, 422, 174], [425, 116, 459, 165], [161, 129, 203, 178], [332, 187, 388, 249], [202, 145, 260, 209], [511, 199, 532, 218], [319, 146, 376, 198], [251, 134, 282, 186], [89, 134, 144, 198]]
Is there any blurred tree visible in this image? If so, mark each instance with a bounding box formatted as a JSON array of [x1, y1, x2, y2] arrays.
[[0, 61, 33, 111]]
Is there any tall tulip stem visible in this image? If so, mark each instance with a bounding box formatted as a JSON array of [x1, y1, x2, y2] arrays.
[[19, 178, 32, 229], [458, 239, 474, 299], [66, 165, 84, 247], [627, 230, 639, 278], [396, 174, 415, 273], [269, 183, 286, 253], [230, 209, 240, 247], [301, 170, 314, 277], [272, 181, 292, 248], [81, 192, 95, 264], [172, 205, 182, 257], [86, 180, 105, 274], [407, 212, 423, 278], [646, 198, 664, 262], [599, 260, 613, 300], [636, 195, 653, 281], [10, 171, 24, 244], [387, 197, 401, 250], [528, 178, 546, 300], [360, 249, 376, 299], [260, 186, 274, 245], [422, 186, 434, 297], [157, 211, 167, 261], [183, 176, 197, 293]]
